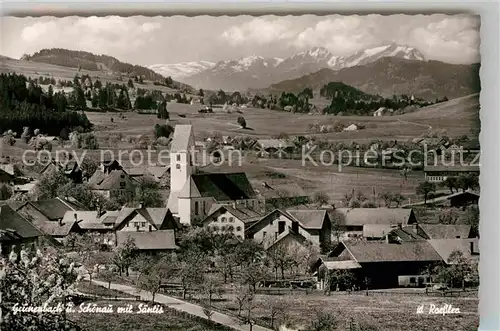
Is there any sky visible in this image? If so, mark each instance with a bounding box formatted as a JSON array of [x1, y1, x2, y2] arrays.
[[1, 14, 480, 66]]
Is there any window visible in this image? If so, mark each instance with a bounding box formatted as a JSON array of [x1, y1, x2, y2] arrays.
[[195, 202, 199, 215], [176, 164, 181, 169], [134, 222, 139, 228], [141, 222, 146, 227], [236, 226, 242, 232], [176, 154, 181, 161], [292, 221, 299, 233], [229, 217, 234, 223], [263, 231, 267, 237], [149, 225, 152, 231], [221, 217, 226, 223], [278, 221, 285, 234], [221, 226, 226, 231], [409, 277, 416, 283], [120, 174, 125, 179], [213, 226, 219, 231], [227, 225, 234, 231]]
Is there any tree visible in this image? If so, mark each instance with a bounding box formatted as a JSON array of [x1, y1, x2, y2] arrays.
[[112, 236, 137, 276], [442, 176, 458, 194], [432, 250, 477, 289], [457, 174, 479, 192], [416, 181, 436, 204], [127, 79, 134, 88], [34, 170, 71, 200], [237, 116, 247, 129], [154, 123, 174, 139], [237, 290, 257, 331], [262, 297, 286, 329], [1, 246, 82, 331], [313, 192, 329, 206], [0, 184, 13, 200], [80, 156, 98, 180], [239, 261, 271, 292], [390, 193, 405, 208], [379, 191, 393, 207], [309, 309, 338, 331], [157, 101, 169, 119], [135, 253, 176, 303], [176, 246, 207, 299], [134, 177, 163, 208]]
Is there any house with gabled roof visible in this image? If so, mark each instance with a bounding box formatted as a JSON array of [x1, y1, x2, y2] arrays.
[[333, 208, 416, 240], [245, 208, 331, 249], [113, 206, 181, 233], [167, 124, 262, 225], [40, 158, 83, 183], [316, 240, 442, 289], [201, 203, 264, 239], [0, 204, 44, 254], [15, 197, 88, 224], [88, 168, 137, 200]]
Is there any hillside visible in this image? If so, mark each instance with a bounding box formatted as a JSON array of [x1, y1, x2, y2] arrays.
[[21, 48, 193, 91], [264, 57, 480, 101]]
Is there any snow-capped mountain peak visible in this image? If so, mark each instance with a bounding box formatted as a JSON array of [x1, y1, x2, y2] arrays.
[[147, 61, 215, 80]]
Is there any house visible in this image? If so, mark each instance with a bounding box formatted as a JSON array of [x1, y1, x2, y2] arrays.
[[123, 166, 170, 185], [385, 224, 475, 244], [16, 197, 89, 224], [245, 209, 332, 249], [254, 139, 295, 156], [424, 165, 480, 183], [41, 159, 83, 183], [113, 207, 181, 233], [315, 240, 443, 289], [404, 190, 480, 208], [201, 203, 264, 239], [373, 107, 386, 117], [343, 124, 358, 132], [61, 211, 109, 233], [0, 204, 44, 254], [88, 168, 137, 200], [264, 226, 308, 251], [115, 230, 178, 254], [332, 208, 417, 240], [167, 124, 262, 225]]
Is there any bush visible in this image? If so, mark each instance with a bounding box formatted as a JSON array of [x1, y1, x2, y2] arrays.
[[155, 136, 170, 146], [237, 116, 246, 128], [0, 184, 13, 200], [154, 124, 174, 139]]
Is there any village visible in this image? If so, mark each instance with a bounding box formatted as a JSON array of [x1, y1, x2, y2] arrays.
[[0, 13, 484, 331]]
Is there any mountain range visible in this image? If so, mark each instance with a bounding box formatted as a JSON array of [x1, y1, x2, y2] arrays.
[[264, 57, 481, 100], [148, 43, 429, 91]]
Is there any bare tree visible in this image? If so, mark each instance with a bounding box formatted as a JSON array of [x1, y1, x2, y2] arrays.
[[262, 298, 286, 329]]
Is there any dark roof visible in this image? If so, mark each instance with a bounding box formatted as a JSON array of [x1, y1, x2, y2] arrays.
[[389, 226, 427, 241], [116, 230, 178, 250], [336, 241, 442, 263], [88, 169, 137, 191], [113, 207, 180, 230], [0, 205, 43, 240], [190, 173, 256, 201], [335, 208, 413, 226], [419, 224, 472, 239], [28, 197, 88, 221], [424, 165, 480, 172]]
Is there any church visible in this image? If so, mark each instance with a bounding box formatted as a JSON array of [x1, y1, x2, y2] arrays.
[[167, 125, 265, 225]]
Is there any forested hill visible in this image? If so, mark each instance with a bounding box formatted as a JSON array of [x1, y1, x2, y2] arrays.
[[21, 48, 194, 91]]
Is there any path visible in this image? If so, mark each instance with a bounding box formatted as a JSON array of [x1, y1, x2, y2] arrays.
[[397, 118, 433, 130], [89, 279, 272, 331]]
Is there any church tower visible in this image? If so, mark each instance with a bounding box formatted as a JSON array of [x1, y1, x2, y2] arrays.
[[167, 125, 196, 222]]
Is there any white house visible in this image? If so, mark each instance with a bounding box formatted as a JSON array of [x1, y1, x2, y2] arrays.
[[201, 204, 263, 239]]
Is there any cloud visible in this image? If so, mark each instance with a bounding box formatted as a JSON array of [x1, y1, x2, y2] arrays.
[[221, 18, 296, 46], [292, 16, 377, 55], [409, 15, 480, 63], [18, 16, 162, 58]]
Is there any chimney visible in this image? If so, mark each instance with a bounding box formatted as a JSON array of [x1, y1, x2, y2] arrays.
[[385, 234, 390, 244], [232, 201, 236, 208], [397, 223, 402, 230], [138, 202, 143, 209], [74, 213, 78, 222]]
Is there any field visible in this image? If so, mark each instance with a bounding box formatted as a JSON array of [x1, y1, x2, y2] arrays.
[[211, 291, 479, 331], [68, 300, 233, 331], [84, 93, 479, 144]]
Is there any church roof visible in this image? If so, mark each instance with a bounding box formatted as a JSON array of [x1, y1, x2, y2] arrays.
[[179, 177, 202, 198], [170, 125, 194, 153], [190, 173, 256, 201]]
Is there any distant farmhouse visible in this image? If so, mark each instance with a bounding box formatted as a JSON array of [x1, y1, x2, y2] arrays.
[[424, 164, 480, 183]]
